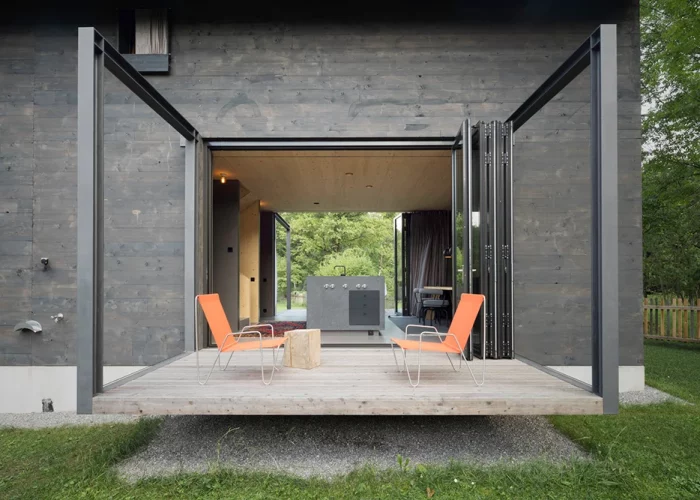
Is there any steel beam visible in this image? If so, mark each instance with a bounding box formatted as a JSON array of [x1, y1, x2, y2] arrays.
[[506, 37, 592, 131], [504, 25, 619, 410], [208, 140, 454, 150], [184, 136, 197, 351], [77, 27, 202, 412], [274, 213, 290, 231], [591, 25, 619, 414], [273, 213, 292, 310], [92, 31, 197, 141], [77, 28, 104, 414]]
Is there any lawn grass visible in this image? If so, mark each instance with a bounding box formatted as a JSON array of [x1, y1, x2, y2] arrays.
[[642, 339, 700, 404], [1, 340, 699, 499]]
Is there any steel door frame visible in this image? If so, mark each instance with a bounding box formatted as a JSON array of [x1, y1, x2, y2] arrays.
[[77, 25, 618, 414]]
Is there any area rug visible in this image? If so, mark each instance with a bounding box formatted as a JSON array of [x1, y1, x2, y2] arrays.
[[239, 321, 307, 337]]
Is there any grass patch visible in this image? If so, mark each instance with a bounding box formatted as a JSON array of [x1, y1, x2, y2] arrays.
[[551, 339, 700, 498], [643, 339, 700, 403], [0, 418, 160, 499], [2, 340, 699, 498]]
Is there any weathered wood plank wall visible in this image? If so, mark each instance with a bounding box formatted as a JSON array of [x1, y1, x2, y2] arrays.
[[0, 1, 642, 367]]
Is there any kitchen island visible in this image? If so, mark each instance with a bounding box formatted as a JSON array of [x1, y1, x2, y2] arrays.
[[306, 276, 385, 331]]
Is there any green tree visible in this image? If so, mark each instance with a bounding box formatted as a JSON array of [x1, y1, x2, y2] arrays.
[[317, 248, 376, 277], [641, 0, 700, 298], [276, 212, 397, 295]]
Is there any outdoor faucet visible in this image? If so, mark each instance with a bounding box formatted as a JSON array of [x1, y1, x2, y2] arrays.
[[334, 265, 346, 276]]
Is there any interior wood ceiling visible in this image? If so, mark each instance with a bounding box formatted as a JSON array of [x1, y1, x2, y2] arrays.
[[213, 150, 452, 212]]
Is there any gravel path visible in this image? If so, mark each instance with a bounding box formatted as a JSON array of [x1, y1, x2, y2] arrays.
[[620, 385, 688, 405], [1, 387, 684, 481], [0, 412, 139, 429], [117, 415, 587, 481]]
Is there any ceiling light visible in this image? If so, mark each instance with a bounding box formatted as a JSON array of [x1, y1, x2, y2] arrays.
[[220, 174, 227, 184]]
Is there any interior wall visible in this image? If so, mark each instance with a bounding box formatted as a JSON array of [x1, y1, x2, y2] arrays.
[[212, 180, 240, 329], [259, 212, 276, 319], [239, 200, 261, 325]]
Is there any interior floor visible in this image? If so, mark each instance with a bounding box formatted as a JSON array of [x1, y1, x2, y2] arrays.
[[260, 309, 448, 345]]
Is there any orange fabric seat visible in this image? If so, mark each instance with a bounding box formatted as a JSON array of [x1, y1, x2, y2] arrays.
[[195, 293, 286, 385], [391, 338, 461, 354], [391, 293, 486, 388], [221, 337, 286, 352]]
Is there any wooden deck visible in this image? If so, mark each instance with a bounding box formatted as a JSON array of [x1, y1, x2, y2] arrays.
[[93, 349, 602, 415]]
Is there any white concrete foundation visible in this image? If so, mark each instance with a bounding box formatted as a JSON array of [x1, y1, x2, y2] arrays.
[[549, 365, 645, 392], [0, 366, 142, 413], [1, 364, 645, 413]]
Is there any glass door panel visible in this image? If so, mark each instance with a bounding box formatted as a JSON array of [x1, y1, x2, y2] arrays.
[[452, 119, 472, 354], [393, 214, 403, 316]]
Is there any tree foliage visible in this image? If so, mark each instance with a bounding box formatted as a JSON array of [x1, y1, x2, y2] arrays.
[[276, 212, 396, 295], [641, 0, 700, 298], [317, 248, 376, 277]]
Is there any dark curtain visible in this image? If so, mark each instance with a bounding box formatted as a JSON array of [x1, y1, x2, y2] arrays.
[[408, 211, 452, 315]]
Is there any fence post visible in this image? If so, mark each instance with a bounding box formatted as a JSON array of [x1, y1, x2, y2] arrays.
[[683, 299, 690, 339], [655, 297, 660, 336], [643, 297, 648, 336], [672, 298, 677, 337], [660, 298, 666, 337], [697, 299, 700, 340]]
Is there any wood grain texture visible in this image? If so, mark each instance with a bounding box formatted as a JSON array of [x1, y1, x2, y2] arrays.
[[283, 329, 321, 369], [239, 201, 260, 324], [213, 150, 452, 212], [92, 348, 602, 415], [0, 2, 642, 369]]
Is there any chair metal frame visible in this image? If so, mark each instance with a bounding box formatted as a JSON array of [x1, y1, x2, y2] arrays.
[[391, 318, 486, 389], [194, 296, 284, 386]]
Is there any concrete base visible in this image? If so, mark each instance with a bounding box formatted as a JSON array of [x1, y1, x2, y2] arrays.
[[0, 366, 142, 413], [1, 364, 645, 413], [549, 365, 645, 392]]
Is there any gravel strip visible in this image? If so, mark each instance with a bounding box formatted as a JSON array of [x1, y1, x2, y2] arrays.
[[117, 415, 587, 481], [0, 412, 140, 429], [620, 385, 688, 406]]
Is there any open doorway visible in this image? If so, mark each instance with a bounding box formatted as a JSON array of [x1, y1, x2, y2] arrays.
[[210, 146, 456, 345], [206, 132, 513, 355]]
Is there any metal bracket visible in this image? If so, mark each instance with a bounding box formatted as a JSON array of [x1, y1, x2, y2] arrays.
[[502, 244, 510, 263]]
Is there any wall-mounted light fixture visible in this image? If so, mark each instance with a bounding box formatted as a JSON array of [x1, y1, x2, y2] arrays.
[[220, 174, 227, 184], [366, 184, 373, 189]]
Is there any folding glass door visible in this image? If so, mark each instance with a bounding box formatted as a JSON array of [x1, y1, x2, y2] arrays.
[[453, 119, 513, 359]]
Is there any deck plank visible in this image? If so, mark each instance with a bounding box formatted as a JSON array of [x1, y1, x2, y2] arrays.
[[93, 348, 602, 415]]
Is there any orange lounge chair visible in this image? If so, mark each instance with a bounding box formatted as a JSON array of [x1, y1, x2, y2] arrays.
[[195, 293, 286, 385], [391, 293, 485, 388]]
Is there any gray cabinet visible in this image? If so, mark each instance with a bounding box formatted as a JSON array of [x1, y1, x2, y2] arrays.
[[307, 277, 385, 330], [349, 290, 381, 325]]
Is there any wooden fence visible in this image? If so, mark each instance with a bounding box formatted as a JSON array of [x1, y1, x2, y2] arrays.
[[644, 297, 700, 342]]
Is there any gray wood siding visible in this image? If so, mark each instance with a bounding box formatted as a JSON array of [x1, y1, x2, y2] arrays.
[[0, 1, 642, 367]]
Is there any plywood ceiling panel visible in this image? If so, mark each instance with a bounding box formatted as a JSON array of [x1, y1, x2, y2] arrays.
[[213, 150, 451, 212]]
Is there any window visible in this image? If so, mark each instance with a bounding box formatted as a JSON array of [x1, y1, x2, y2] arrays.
[[118, 8, 169, 73]]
